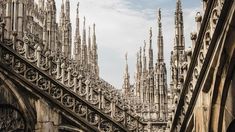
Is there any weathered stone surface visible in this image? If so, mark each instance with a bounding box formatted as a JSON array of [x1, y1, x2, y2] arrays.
[[35, 99, 60, 132]]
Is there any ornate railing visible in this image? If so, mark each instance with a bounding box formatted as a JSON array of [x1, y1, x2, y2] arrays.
[[0, 20, 144, 131], [0, 39, 130, 131]]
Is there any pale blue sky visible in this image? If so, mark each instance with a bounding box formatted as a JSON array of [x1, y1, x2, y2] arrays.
[[55, 0, 201, 89]]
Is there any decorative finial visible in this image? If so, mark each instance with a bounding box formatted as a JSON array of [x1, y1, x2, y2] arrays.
[[158, 8, 162, 34], [77, 2, 79, 16], [137, 52, 139, 59], [149, 27, 153, 49], [89, 26, 91, 35], [83, 17, 86, 28], [93, 23, 96, 34], [176, 0, 182, 12], [144, 40, 146, 50], [62, 0, 65, 6], [125, 52, 128, 62], [158, 8, 161, 22], [125, 52, 129, 73]]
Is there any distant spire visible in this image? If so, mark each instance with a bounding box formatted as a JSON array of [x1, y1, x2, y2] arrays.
[[59, 0, 65, 27], [65, 0, 70, 22], [171, 0, 185, 99], [83, 17, 86, 29], [136, 51, 139, 73], [174, 0, 185, 49], [93, 23, 96, 36], [88, 26, 92, 64], [158, 8, 162, 36], [143, 40, 147, 73], [176, 0, 182, 12], [88, 26, 91, 45], [92, 23, 97, 50], [92, 23, 99, 76], [77, 2, 79, 15], [125, 53, 128, 74], [157, 8, 164, 62], [149, 27, 153, 49], [75, 2, 80, 37], [139, 47, 142, 73], [123, 53, 130, 96], [82, 16, 86, 45], [148, 27, 153, 71], [74, 2, 81, 61], [81, 16, 87, 65], [92, 23, 96, 50], [61, 0, 65, 14], [135, 50, 142, 98]]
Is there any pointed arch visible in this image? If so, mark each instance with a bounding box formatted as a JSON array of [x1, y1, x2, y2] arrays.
[[0, 72, 36, 131]]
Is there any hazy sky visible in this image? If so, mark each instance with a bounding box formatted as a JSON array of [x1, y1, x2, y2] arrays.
[[55, 0, 201, 89]]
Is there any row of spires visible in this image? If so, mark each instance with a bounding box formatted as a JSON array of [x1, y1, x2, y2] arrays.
[[122, 0, 186, 122], [128, 0, 185, 96], [57, 0, 98, 74], [73, 2, 99, 75], [134, 8, 164, 81], [171, 0, 186, 92], [123, 8, 166, 104], [2, 0, 99, 76]]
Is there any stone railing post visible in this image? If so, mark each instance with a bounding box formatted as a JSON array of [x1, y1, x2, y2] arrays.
[[67, 66, 72, 86], [61, 63, 65, 83], [12, 31, 17, 50], [85, 79, 90, 100], [89, 88, 93, 102], [36, 45, 42, 67], [23, 33, 29, 58], [111, 99, 116, 118], [101, 91, 105, 109], [98, 87, 102, 109], [60, 56, 65, 66], [45, 52, 49, 69], [73, 72, 78, 92], [56, 59, 61, 79], [78, 75, 83, 95], [48, 55, 53, 75]]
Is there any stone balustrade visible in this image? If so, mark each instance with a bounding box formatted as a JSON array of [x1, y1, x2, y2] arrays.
[[0, 18, 144, 131]]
